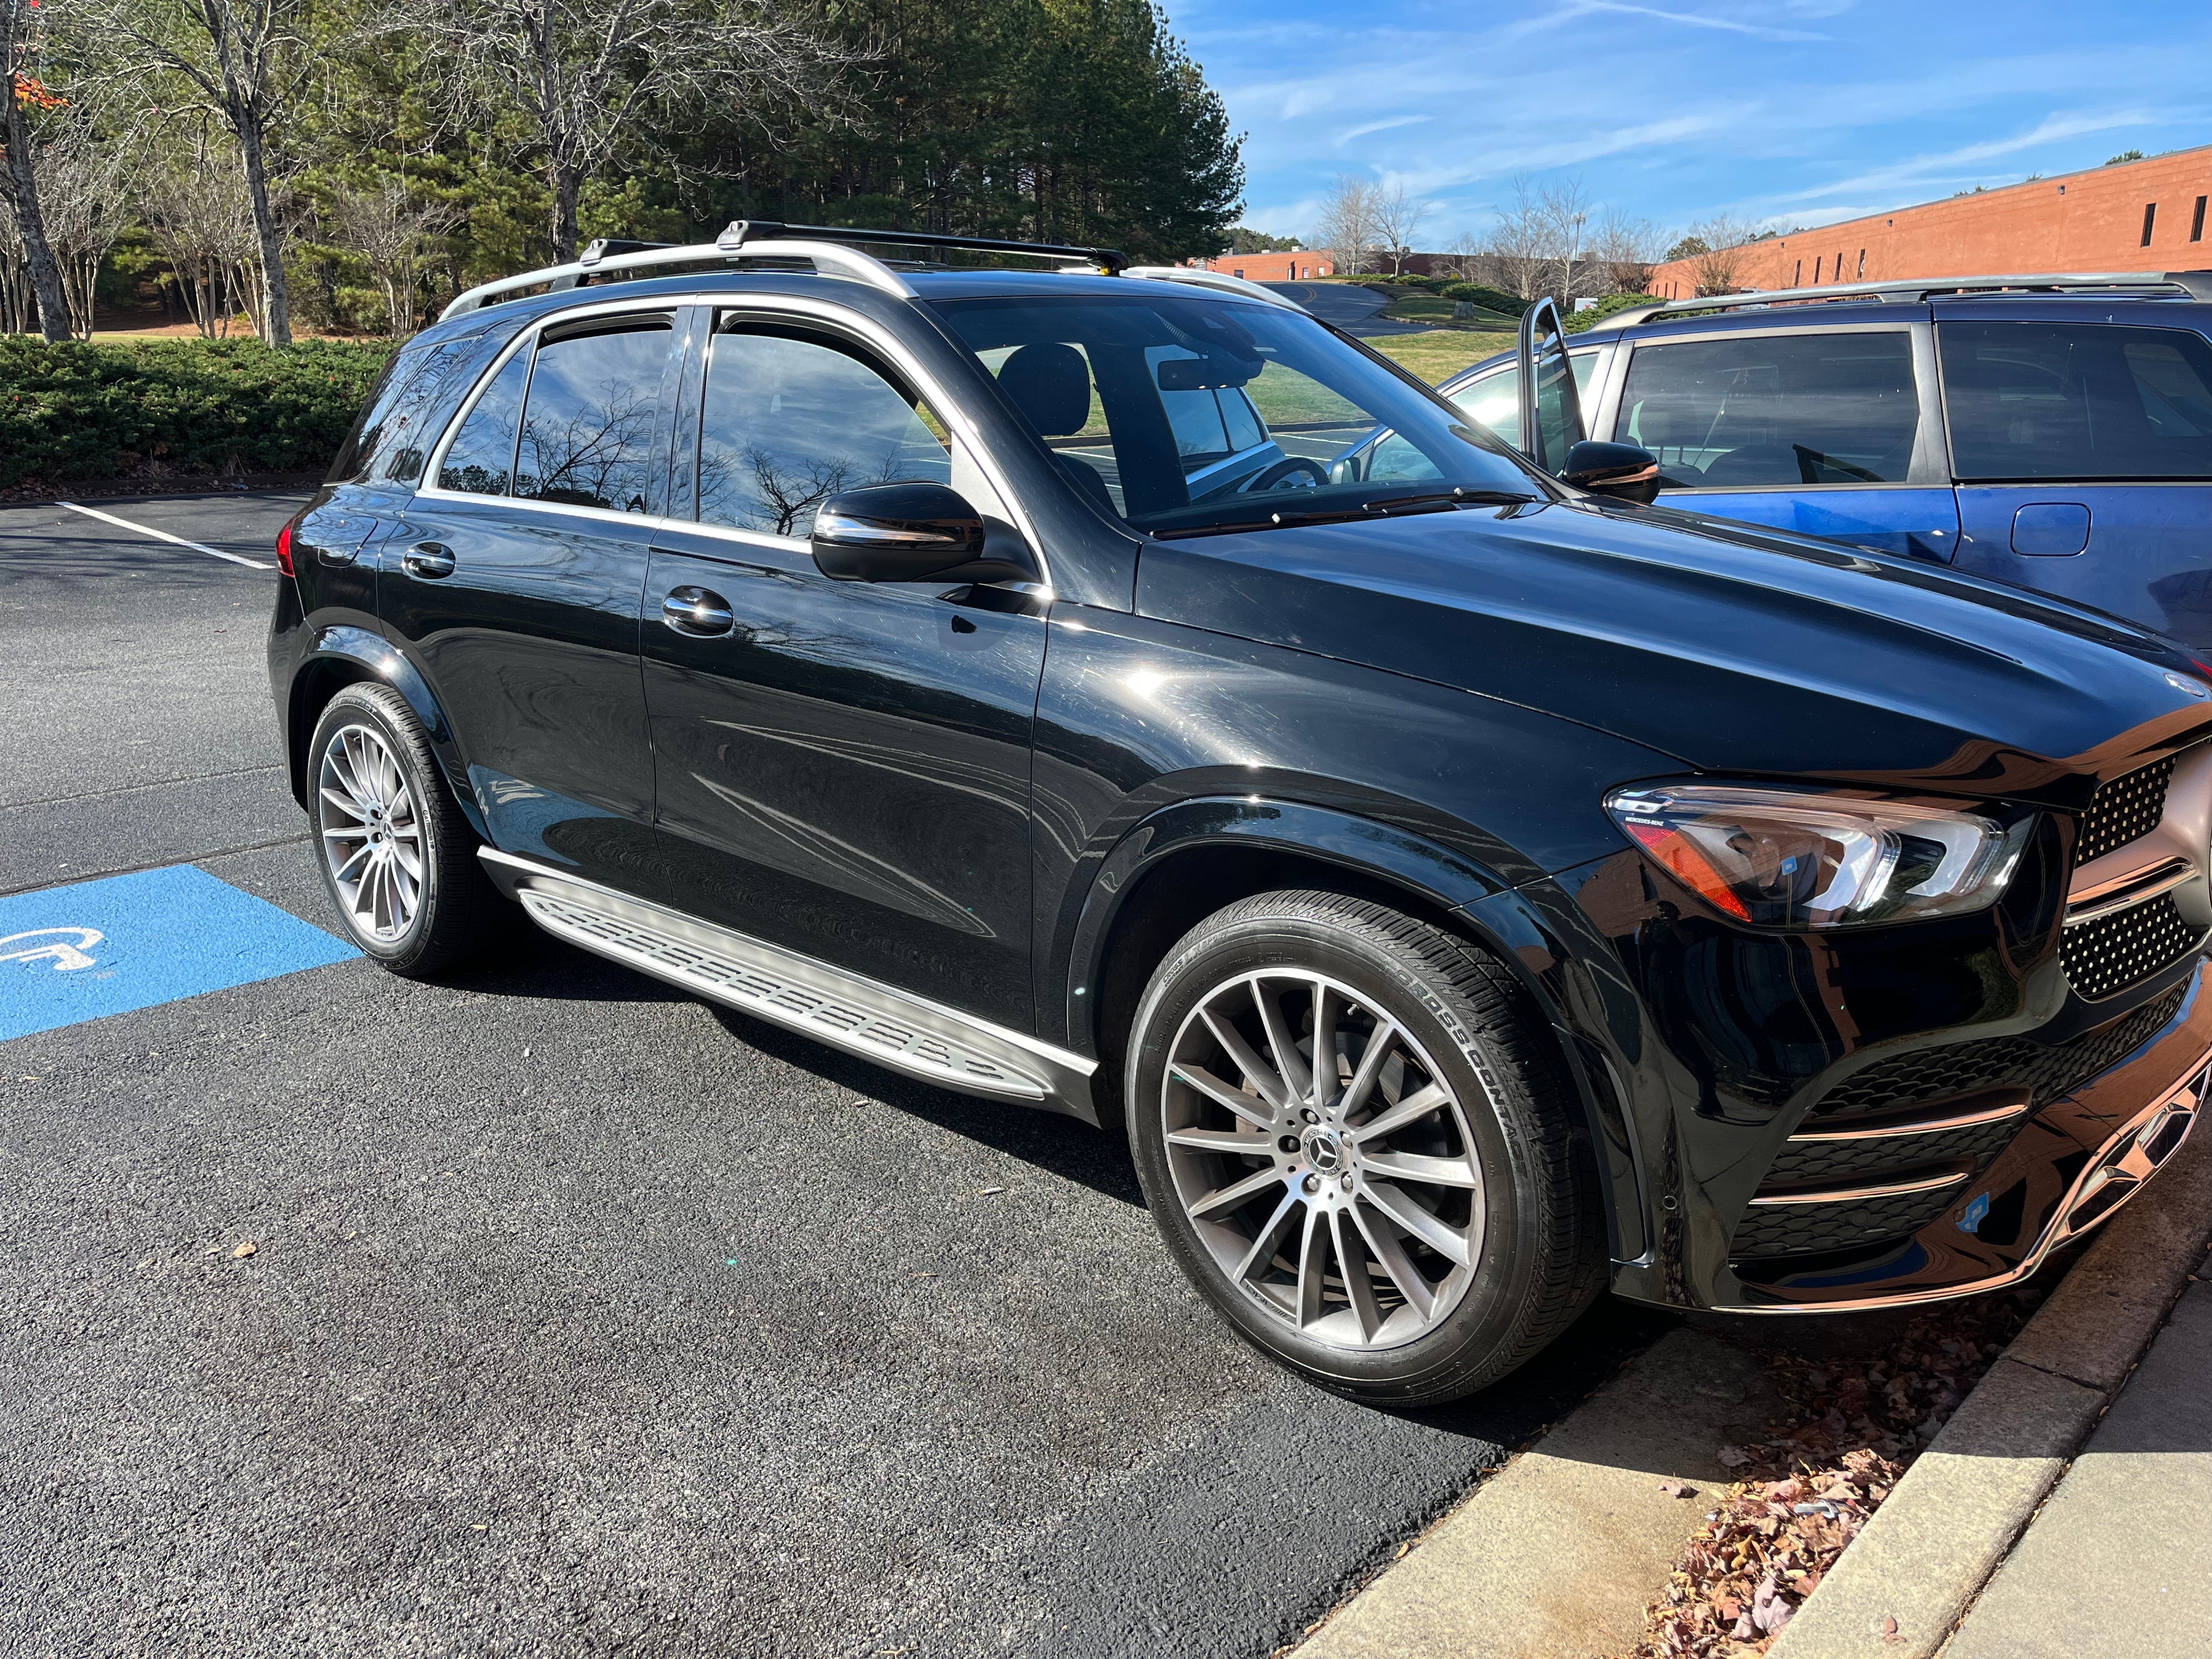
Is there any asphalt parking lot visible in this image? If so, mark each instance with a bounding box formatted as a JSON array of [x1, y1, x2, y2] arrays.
[[0, 492, 1666, 1658]]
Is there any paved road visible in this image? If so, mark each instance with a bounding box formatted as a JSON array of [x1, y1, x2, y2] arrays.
[[1262, 282, 1440, 337], [0, 492, 1666, 1658]]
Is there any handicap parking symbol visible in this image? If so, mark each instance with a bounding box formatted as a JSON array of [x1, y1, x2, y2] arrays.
[[0, 928, 106, 972], [0, 866, 357, 1042]]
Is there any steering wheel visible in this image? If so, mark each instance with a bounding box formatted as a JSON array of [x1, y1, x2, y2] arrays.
[[1243, 455, 1330, 493]]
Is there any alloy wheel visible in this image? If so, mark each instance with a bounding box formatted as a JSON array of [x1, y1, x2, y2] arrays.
[[1160, 968, 1487, 1351], [316, 722, 425, 944]]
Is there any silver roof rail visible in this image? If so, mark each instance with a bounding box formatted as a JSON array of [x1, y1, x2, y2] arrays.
[[440, 225, 921, 320], [1120, 266, 1310, 313], [1583, 268, 2212, 333]]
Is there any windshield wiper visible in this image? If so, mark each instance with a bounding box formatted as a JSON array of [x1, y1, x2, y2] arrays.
[[1149, 487, 1538, 540]]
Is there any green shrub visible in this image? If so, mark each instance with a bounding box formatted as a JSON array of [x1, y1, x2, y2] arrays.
[[1564, 292, 1664, 334], [1440, 283, 1530, 318], [0, 336, 396, 489]]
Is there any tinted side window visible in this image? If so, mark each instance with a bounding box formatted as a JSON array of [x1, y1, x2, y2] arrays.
[[437, 346, 531, 497], [515, 320, 671, 513], [1940, 321, 2212, 481], [698, 326, 951, 535], [1620, 330, 1918, 487]]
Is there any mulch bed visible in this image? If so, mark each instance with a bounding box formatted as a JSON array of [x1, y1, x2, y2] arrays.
[[1617, 1278, 2062, 1657], [0, 469, 326, 506]]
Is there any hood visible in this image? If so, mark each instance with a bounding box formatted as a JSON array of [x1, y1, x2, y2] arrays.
[[1135, 498, 2212, 805]]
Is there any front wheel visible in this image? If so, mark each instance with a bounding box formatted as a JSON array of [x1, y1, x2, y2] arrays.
[[1125, 890, 1604, 1404]]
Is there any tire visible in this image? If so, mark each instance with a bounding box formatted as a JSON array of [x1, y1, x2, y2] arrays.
[[1125, 890, 1605, 1404], [306, 681, 504, 977]]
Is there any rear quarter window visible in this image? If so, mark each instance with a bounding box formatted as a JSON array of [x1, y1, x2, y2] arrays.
[[1939, 321, 2212, 481], [324, 334, 493, 486]]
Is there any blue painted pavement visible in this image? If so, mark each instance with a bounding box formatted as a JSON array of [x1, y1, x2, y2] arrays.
[[0, 865, 356, 1042]]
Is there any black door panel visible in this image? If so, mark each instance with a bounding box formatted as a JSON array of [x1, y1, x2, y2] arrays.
[[639, 530, 1045, 1027]]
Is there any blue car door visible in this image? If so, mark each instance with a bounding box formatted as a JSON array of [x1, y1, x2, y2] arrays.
[[1601, 318, 1963, 562], [1938, 315, 2212, 655]]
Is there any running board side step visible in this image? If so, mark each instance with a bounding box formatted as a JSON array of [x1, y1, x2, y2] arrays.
[[478, 849, 1099, 1120]]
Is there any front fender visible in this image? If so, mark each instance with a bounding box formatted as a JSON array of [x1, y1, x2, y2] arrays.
[[1063, 793, 1650, 1265]]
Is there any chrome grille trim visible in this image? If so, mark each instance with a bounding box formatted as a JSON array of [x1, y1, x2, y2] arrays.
[[1785, 1092, 2029, 1142], [1746, 1170, 1968, 1207]]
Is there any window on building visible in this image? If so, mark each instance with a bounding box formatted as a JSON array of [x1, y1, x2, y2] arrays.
[[1814, 257, 1823, 284], [2142, 202, 2158, 247], [1939, 322, 2212, 481], [2193, 197, 2207, 242], [1834, 252, 1843, 284], [1857, 249, 1867, 278], [1618, 329, 1921, 489], [1794, 259, 1802, 286]]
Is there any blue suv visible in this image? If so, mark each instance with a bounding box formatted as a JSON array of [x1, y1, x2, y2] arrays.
[[1392, 274, 2212, 657]]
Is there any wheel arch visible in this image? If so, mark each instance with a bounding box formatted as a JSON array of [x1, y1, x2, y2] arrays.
[[287, 627, 479, 835], [1065, 795, 1646, 1263]]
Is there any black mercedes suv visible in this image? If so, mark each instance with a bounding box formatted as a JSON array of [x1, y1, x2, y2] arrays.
[[269, 223, 2212, 1403]]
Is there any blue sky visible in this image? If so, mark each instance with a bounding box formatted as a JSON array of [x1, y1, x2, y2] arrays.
[[1172, 0, 2212, 248]]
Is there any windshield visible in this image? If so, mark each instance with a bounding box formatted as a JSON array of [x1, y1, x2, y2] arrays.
[[930, 294, 1539, 535]]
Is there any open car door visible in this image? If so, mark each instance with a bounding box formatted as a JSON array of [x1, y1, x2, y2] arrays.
[[1515, 297, 1587, 475]]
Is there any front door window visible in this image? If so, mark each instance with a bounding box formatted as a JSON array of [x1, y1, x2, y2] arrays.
[[1618, 330, 1920, 488]]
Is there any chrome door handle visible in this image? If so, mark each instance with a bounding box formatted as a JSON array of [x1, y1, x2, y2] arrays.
[[663, 586, 734, 636], [402, 542, 456, 579]]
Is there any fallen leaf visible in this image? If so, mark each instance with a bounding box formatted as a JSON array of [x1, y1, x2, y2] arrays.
[[1659, 1480, 1696, 1499], [1717, 1446, 1752, 1468], [232, 1240, 257, 1259]]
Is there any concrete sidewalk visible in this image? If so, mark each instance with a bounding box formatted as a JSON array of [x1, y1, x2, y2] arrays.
[[1939, 1245, 2211, 1659]]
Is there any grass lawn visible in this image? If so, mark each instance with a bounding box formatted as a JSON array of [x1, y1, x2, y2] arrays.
[[1366, 329, 1516, 383]]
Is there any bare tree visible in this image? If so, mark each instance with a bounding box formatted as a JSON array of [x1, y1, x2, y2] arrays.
[[1311, 173, 1380, 275], [1370, 182, 1429, 276], [403, 0, 866, 263], [2, 0, 72, 340], [137, 129, 264, 337], [1486, 174, 1548, 301], [324, 177, 456, 336], [1535, 175, 1592, 302], [57, 0, 324, 345], [1590, 206, 1660, 295], [32, 111, 132, 337], [1686, 214, 1760, 295]]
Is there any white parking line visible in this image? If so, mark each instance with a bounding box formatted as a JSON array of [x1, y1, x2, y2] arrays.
[[54, 501, 273, 570]]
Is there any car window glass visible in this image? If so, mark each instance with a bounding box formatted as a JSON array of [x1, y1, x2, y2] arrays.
[[514, 320, 670, 514], [932, 294, 1530, 534], [1620, 330, 1919, 488], [1940, 321, 2212, 481], [327, 338, 478, 484], [699, 325, 953, 537], [1447, 352, 1596, 454], [436, 344, 532, 497]]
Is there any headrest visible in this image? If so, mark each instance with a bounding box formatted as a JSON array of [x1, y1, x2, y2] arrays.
[[998, 343, 1092, 438]]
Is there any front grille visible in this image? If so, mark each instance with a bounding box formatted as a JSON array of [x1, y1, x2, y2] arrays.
[[2062, 894, 2202, 1001], [2077, 755, 2176, 864], [1763, 1111, 2025, 1186], [1813, 983, 2188, 1120], [1733, 1181, 1967, 1259]]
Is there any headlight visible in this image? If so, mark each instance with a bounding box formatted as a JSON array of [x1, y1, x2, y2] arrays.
[[1604, 783, 2028, 929]]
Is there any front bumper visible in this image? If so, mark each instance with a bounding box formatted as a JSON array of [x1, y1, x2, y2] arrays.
[[1719, 960, 2210, 1310]]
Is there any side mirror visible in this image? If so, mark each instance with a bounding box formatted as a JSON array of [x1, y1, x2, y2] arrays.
[[1561, 441, 1662, 506], [810, 482, 1040, 585]]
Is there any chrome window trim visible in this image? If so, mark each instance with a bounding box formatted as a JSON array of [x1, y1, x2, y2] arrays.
[[411, 289, 1052, 589]]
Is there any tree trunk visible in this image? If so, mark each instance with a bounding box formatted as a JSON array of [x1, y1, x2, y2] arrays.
[[2, 100, 74, 343], [235, 112, 292, 345], [550, 157, 580, 264]]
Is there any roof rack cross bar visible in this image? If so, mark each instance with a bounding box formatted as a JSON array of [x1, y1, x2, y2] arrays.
[[716, 219, 1127, 274]]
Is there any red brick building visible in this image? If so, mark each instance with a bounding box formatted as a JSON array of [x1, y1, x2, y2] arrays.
[[1185, 250, 1335, 281], [1646, 144, 2212, 299]]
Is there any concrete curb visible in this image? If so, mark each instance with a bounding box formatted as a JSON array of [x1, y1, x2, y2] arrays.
[[1293, 1328, 1779, 1659], [1765, 1115, 2212, 1659]]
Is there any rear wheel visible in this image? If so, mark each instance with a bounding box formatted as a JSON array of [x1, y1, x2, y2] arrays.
[[308, 682, 501, 977], [1126, 890, 1604, 1404]]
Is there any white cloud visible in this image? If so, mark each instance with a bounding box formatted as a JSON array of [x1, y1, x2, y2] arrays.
[[1336, 115, 1434, 146]]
